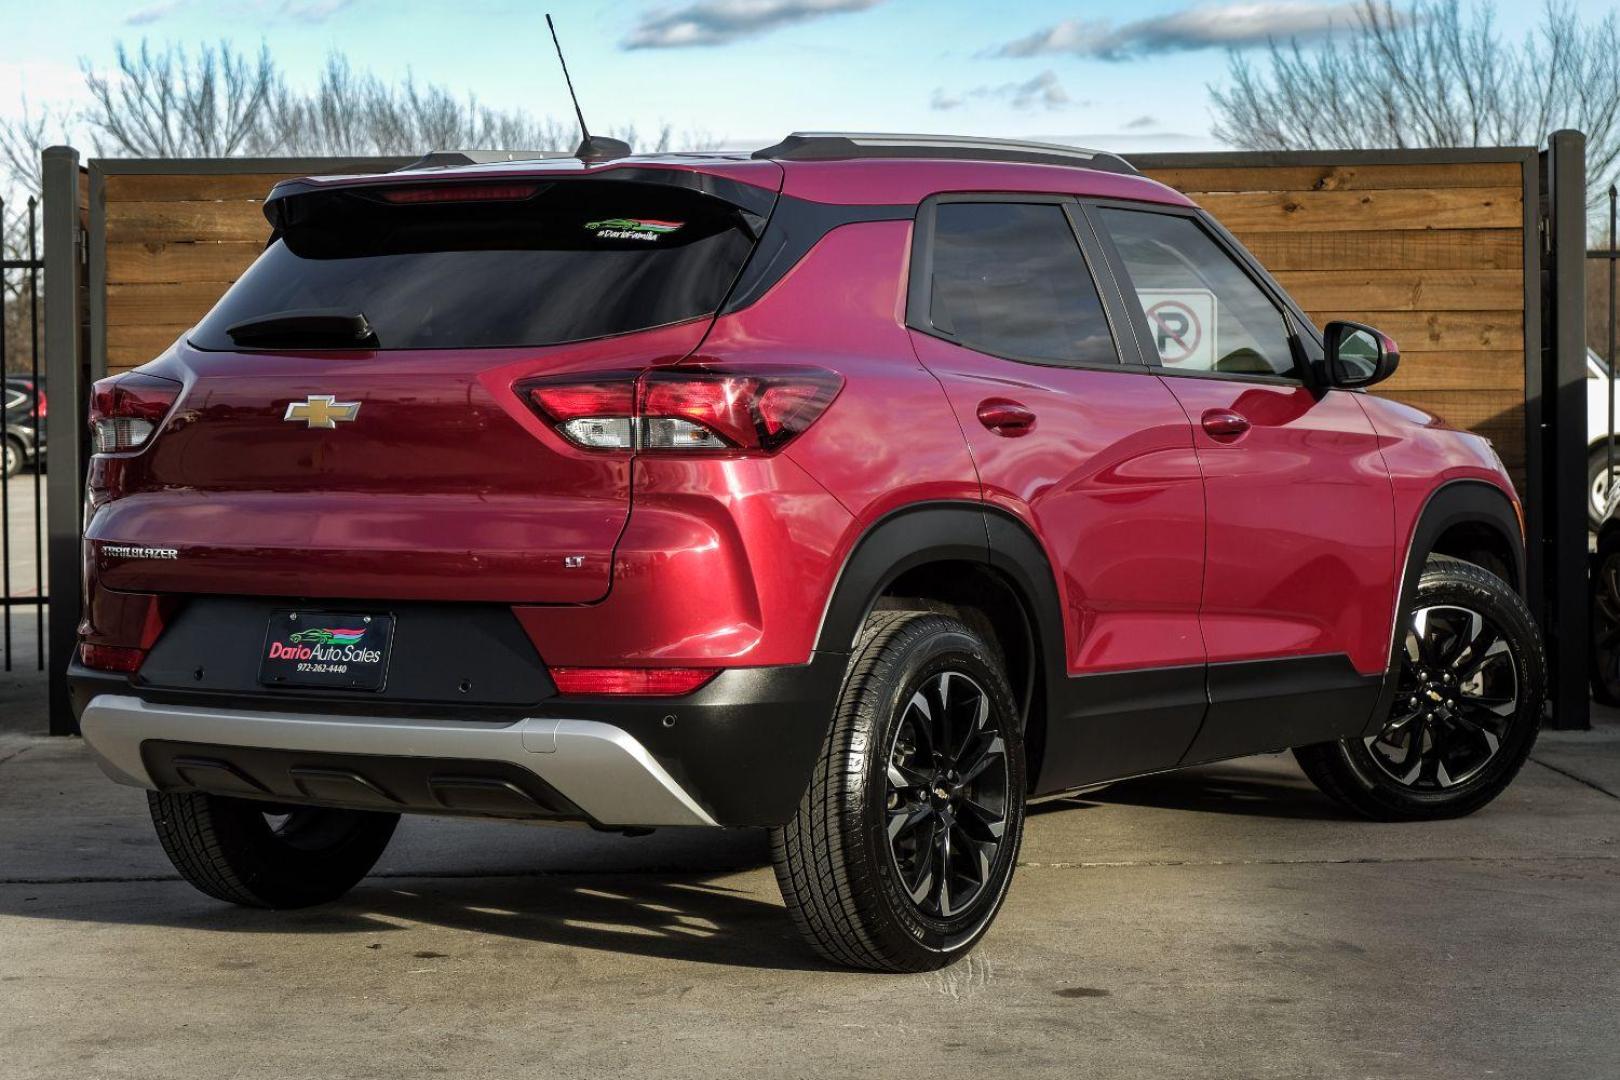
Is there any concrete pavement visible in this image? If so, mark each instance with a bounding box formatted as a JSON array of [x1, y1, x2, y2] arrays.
[[1, 710, 1616, 1079]]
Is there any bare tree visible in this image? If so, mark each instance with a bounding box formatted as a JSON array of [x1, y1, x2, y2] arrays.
[[67, 42, 720, 158], [82, 40, 279, 157], [1211, 1, 1620, 206]]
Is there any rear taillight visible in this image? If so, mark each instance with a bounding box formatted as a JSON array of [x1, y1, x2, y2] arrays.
[[520, 368, 842, 454], [89, 372, 182, 454], [79, 643, 145, 673], [33, 389, 45, 419], [550, 667, 719, 696]]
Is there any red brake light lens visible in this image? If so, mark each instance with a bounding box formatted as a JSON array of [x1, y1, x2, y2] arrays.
[[379, 184, 540, 204], [79, 643, 146, 673], [89, 372, 183, 454], [518, 368, 842, 454], [550, 666, 719, 696], [33, 388, 45, 419], [525, 379, 638, 450]]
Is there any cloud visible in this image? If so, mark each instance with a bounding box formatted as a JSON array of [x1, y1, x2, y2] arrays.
[[279, 0, 354, 21], [625, 0, 883, 49], [931, 70, 1074, 112], [997, 2, 1362, 61], [1124, 114, 1156, 129], [124, 1, 183, 24]]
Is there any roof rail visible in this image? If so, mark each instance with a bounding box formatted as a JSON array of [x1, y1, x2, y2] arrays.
[[752, 132, 1139, 176], [393, 149, 574, 172]]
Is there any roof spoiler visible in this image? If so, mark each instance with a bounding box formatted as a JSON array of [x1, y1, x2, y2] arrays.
[[392, 149, 574, 172], [753, 132, 1139, 176]]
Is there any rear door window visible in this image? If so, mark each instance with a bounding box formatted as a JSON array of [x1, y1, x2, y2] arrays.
[[190, 179, 760, 351], [925, 202, 1120, 367]]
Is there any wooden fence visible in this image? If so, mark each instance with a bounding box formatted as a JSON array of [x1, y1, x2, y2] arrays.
[[1138, 152, 1533, 481], [89, 151, 1535, 480]]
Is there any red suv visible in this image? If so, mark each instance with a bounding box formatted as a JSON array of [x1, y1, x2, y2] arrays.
[[71, 133, 1545, 972]]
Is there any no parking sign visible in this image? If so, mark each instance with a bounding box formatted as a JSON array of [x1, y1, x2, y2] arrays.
[[1139, 289, 1217, 369]]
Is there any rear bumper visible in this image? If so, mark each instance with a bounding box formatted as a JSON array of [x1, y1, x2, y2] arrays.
[[70, 650, 847, 828], [81, 693, 718, 827]]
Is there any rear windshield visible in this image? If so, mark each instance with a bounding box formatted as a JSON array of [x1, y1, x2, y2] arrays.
[[189, 179, 760, 351]]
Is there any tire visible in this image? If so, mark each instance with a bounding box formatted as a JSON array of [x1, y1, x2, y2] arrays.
[[1592, 541, 1620, 705], [1295, 555, 1544, 821], [1588, 446, 1618, 530], [770, 611, 1026, 972], [148, 791, 399, 908], [1, 438, 20, 479]]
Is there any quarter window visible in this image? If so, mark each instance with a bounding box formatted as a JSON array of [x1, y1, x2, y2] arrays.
[[927, 202, 1118, 367], [1099, 209, 1298, 378]]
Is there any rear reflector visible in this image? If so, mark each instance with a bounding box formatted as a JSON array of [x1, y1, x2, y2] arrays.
[[89, 372, 183, 454], [550, 667, 720, 696], [520, 367, 842, 454], [79, 644, 146, 673]]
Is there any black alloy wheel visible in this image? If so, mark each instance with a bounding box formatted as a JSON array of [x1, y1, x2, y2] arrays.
[[882, 669, 1011, 919]]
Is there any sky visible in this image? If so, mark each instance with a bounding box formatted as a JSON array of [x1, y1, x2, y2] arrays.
[[0, 0, 1613, 155]]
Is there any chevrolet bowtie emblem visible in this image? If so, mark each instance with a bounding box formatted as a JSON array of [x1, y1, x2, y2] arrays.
[[284, 395, 361, 428]]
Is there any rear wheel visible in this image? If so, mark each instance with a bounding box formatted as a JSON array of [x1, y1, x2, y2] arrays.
[[148, 791, 398, 908], [771, 611, 1025, 972], [1296, 555, 1544, 821], [1, 438, 21, 479]]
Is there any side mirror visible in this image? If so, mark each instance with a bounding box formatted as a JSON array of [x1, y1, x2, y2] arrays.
[[1322, 320, 1400, 388]]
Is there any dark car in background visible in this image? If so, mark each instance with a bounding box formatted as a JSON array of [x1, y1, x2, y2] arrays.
[[2, 375, 46, 478]]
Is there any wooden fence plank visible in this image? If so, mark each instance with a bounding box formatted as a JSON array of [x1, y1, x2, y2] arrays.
[[1145, 161, 1522, 194], [106, 241, 264, 285], [107, 282, 232, 327], [105, 200, 271, 243], [1197, 187, 1521, 232], [108, 325, 192, 369], [1239, 230, 1523, 271], [1306, 309, 1523, 351], [106, 173, 293, 202], [1379, 350, 1524, 392], [1272, 269, 1524, 312]]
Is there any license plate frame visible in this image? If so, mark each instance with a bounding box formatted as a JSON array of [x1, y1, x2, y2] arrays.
[[258, 610, 394, 692]]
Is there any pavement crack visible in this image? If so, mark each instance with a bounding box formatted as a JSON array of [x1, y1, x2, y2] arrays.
[[0, 746, 31, 769], [1530, 755, 1620, 800]]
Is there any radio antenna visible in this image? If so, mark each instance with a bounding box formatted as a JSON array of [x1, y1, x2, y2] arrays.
[[546, 13, 630, 163]]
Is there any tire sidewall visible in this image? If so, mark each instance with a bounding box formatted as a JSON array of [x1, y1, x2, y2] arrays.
[[853, 625, 1025, 960]]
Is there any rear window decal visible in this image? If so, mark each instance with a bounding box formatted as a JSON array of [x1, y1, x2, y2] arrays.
[[586, 217, 685, 241]]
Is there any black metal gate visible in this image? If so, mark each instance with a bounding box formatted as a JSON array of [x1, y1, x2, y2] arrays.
[[1, 192, 46, 672]]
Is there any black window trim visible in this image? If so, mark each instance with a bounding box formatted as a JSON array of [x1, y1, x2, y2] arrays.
[[904, 192, 1149, 375], [1079, 198, 1326, 389]]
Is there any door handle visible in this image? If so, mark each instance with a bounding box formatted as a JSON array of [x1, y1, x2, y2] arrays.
[[1201, 409, 1250, 439], [977, 398, 1036, 438]]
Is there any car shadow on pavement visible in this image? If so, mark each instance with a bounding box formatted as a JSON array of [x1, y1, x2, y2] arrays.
[[0, 828, 844, 972], [1080, 759, 1348, 821]]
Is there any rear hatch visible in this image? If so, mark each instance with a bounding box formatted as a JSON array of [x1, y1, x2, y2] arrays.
[[88, 162, 780, 603]]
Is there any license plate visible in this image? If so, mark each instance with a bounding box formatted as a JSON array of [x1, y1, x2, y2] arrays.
[[258, 611, 394, 691]]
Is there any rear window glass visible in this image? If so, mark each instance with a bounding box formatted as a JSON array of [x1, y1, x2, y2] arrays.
[[927, 202, 1117, 367], [189, 179, 759, 351]]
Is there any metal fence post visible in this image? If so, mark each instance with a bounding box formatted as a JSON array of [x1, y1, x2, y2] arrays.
[[1544, 130, 1590, 729], [41, 146, 83, 736]]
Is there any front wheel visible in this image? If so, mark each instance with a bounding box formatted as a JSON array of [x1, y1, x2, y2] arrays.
[[148, 791, 399, 908], [1588, 446, 1618, 530], [770, 611, 1026, 972], [1296, 555, 1544, 821]]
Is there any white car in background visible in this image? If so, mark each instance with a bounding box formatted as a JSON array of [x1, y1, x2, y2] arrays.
[[1589, 348, 1620, 527]]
